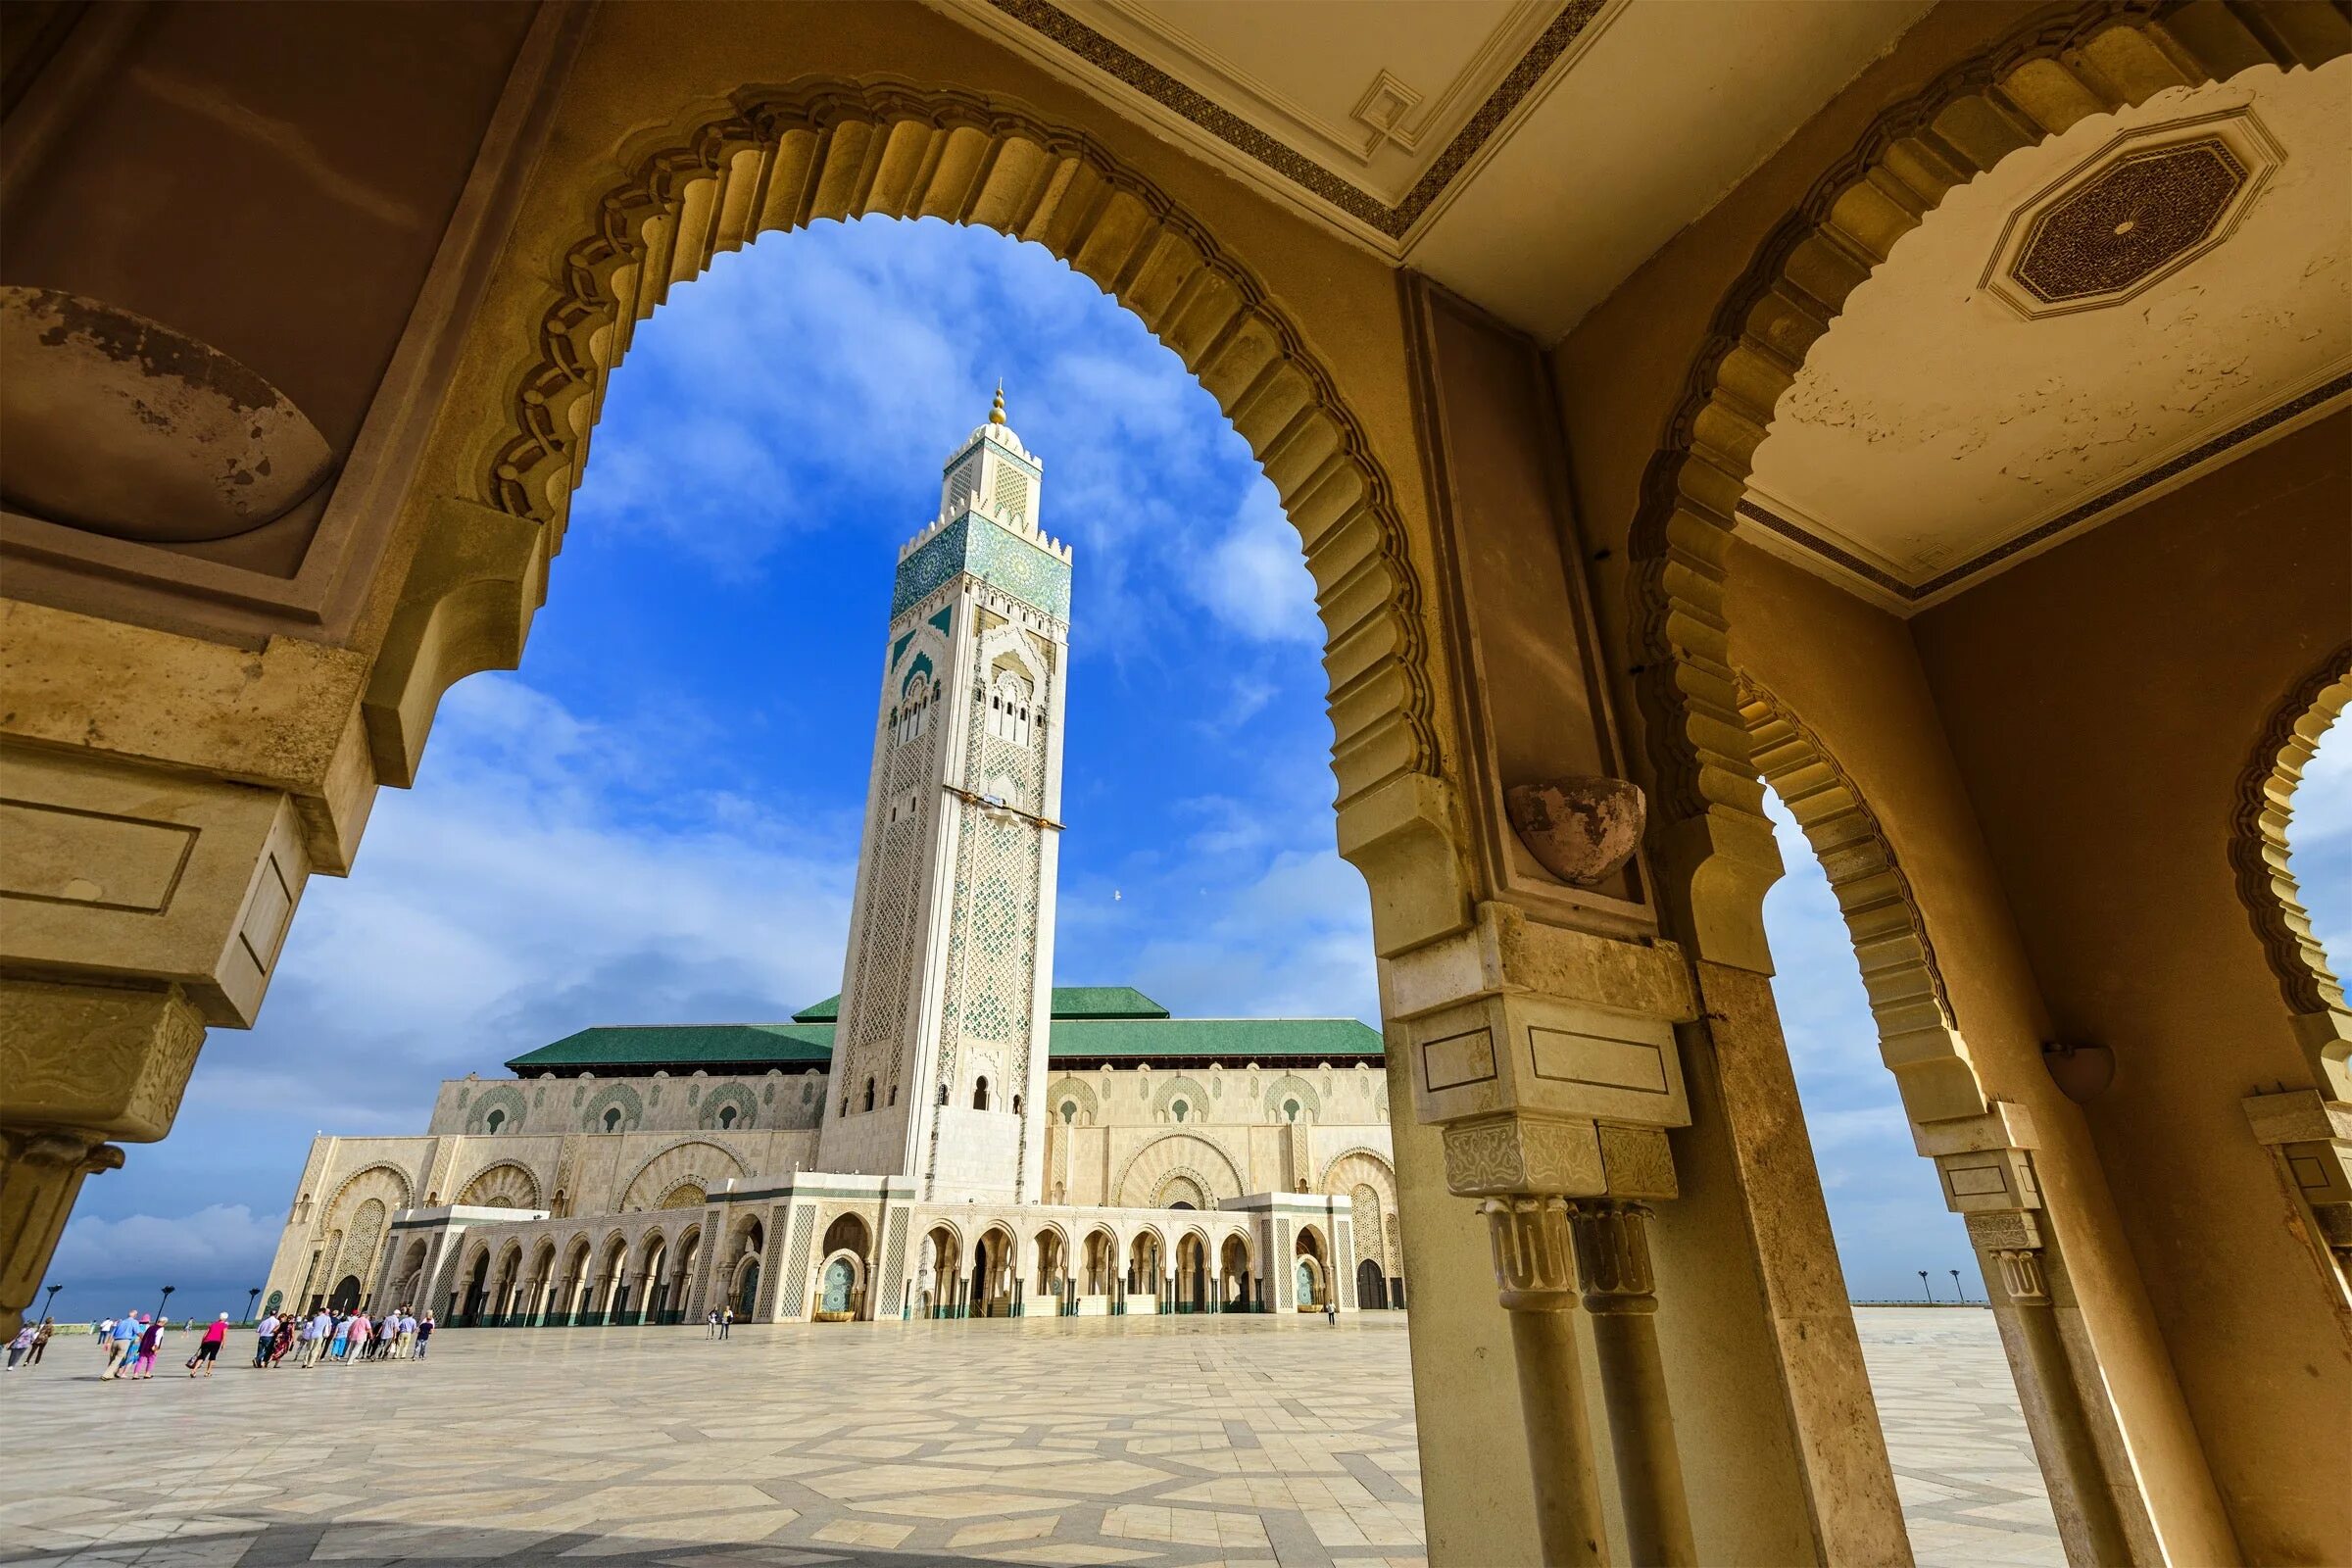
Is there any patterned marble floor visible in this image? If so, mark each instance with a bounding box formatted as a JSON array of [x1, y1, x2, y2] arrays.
[[0, 1309, 2056, 1566]]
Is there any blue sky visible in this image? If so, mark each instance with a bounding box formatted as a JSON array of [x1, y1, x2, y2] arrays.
[[44, 219, 2352, 1324]]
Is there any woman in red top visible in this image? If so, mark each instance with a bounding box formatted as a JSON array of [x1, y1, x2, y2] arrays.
[[189, 1314, 228, 1377]]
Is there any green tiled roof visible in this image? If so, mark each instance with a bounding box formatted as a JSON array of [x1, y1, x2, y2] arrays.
[[1046, 1016, 1381, 1063], [790, 986, 1168, 1024], [507, 1007, 1378, 1075], [508, 1023, 836, 1073]]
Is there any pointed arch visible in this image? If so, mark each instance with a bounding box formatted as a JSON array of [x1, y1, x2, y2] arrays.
[[1625, 6, 2347, 950], [1114, 1132, 1247, 1208], [1738, 678, 1990, 1125], [369, 75, 1441, 819], [619, 1140, 749, 1212], [455, 1160, 545, 1210], [2232, 643, 2352, 1095]]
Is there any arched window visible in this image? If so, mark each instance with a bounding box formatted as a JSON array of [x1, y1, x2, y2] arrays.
[[485, 1108, 506, 1134], [889, 1084, 898, 1105], [1171, 1101, 1188, 1123], [1011, 1094, 1022, 1116], [862, 1077, 876, 1112], [1283, 1099, 1300, 1124], [603, 1107, 622, 1132], [1060, 1101, 1077, 1124], [973, 1077, 991, 1110], [938, 1082, 951, 1107], [717, 1105, 737, 1129]]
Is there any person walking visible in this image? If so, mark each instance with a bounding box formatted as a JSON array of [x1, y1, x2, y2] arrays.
[[95, 1317, 116, 1373], [102, 1313, 137, 1380], [268, 1316, 294, 1367], [6, 1324, 31, 1369], [415, 1312, 434, 1359], [326, 1311, 351, 1363], [27, 1318, 53, 1366], [130, 1315, 163, 1379], [254, 1310, 280, 1369], [719, 1304, 732, 1340], [1324, 1296, 1337, 1326], [299, 1309, 327, 1367], [190, 1314, 227, 1377], [344, 1311, 369, 1364]]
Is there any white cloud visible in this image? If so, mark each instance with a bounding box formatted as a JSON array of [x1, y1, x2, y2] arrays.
[[1197, 483, 1322, 645]]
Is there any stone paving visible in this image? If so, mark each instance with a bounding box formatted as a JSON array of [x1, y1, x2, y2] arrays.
[[0, 1309, 2056, 1566]]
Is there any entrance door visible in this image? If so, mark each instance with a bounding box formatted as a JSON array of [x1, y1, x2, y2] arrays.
[[820, 1258, 855, 1316], [1296, 1259, 1315, 1306], [735, 1261, 760, 1317], [1356, 1258, 1386, 1309]]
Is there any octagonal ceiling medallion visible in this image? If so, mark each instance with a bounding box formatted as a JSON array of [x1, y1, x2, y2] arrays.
[[1982, 106, 2283, 319]]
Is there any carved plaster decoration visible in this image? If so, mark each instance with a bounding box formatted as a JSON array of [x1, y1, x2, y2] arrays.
[[1627, 4, 2345, 867], [0, 287, 332, 543], [1983, 109, 2280, 319], [1504, 775, 1644, 887]]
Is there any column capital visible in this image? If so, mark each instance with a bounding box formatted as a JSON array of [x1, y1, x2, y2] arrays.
[[1479, 1195, 1579, 1313], [1570, 1200, 1659, 1314]]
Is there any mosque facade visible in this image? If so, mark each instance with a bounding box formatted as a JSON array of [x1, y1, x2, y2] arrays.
[[260, 400, 1403, 1329]]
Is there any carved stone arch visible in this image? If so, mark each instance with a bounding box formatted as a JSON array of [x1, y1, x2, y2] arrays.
[[1319, 1146, 1397, 1199], [620, 1140, 749, 1212], [1263, 1073, 1322, 1122], [1738, 678, 1991, 1125], [455, 1160, 545, 1210], [2232, 644, 2352, 1097], [464, 1082, 527, 1136], [1114, 1132, 1247, 1207], [700, 1083, 757, 1131], [323, 1162, 416, 1229], [1150, 1073, 1211, 1121], [372, 75, 1445, 837], [1046, 1074, 1099, 1126], [1625, 5, 2348, 950], [583, 1081, 644, 1134]]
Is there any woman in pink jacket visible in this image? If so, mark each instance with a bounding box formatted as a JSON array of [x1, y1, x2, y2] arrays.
[[189, 1314, 228, 1377]]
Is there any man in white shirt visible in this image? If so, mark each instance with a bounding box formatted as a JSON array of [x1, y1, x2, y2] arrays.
[[254, 1312, 280, 1368]]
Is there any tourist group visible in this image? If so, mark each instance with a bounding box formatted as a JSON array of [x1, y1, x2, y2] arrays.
[[246, 1306, 434, 1369]]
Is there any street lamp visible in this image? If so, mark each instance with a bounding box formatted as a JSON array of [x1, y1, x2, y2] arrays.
[[1917, 1270, 1932, 1303], [42, 1284, 62, 1322], [1949, 1269, 1965, 1304], [156, 1284, 175, 1325], [246, 1287, 262, 1325]]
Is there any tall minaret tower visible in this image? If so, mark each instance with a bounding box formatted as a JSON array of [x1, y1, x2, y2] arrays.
[[815, 389, 1071, 1203]]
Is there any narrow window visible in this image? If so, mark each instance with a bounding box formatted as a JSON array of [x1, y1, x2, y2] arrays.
[[1011, 1094, 1023, 1116], [604, 1107, 622, 1132], [973, 1077, 990, 1110], [862, 1077, 876, 1112], [485, 1108, 505, 1134], [718, 1105, 737, 1129], [1283, 1100, 1299, 1124], [1060, 1102, 1077, 1125], [1171, 1102, 1187, 1123]]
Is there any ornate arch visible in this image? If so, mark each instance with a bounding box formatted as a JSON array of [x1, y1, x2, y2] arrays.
[[371, 76, 1441, 816], [2232, 644, 2352, 1096], [1115, 1132, 1248, 1207], [462, 1082, 527, 1136], [1626, 3, 2345, 937], [1262, 1073, 1321, 1122], [455, 1160, 545, 1210], [1738, 679, 1991, 1125], [1046, 1074, 1100, 1126], [619, 1140, 749, 1211], [323, 1162, 415, 1229], [700, 1083, 757, 1131], [1150, 1073, 1211, 1121]]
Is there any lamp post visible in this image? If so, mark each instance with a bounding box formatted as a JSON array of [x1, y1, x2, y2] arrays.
[[1949, 1269, 1965, 1304], [156, 1284, 175, 1326], [1916, 1270, 1932, 1303], [42, 1284, 62, 1322], [246, 1287, 262, 1325]]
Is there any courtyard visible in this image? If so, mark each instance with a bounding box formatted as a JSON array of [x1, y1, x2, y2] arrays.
[[0, 1308, 2052, 1567]]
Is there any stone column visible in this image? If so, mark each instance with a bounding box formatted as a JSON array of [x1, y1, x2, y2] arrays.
[[1480, 1194, 1609, 1566], [1571, 1201, 1694, 1567]]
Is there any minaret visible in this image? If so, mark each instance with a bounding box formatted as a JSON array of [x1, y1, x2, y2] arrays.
[[815, 388, 1071, 1203]]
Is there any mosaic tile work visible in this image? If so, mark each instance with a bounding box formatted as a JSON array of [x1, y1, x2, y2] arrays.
[[0, 1309, 2054, 1566]]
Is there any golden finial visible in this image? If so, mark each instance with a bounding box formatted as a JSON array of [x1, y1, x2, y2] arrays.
[[989, 381, 1007, 425]]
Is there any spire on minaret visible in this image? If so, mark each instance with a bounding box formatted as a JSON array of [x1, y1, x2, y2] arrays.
[[989, 381, 1007, 425]]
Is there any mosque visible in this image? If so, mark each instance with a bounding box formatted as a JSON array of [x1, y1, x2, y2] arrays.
[[258, 397, 1404, 1329]]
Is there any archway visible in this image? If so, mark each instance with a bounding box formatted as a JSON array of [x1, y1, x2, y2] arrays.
[[1294, 1225, 1328, 1311], [1220, 1233, 1255, 1312], [972, 1225, 1016, 1317], [1032, 1226, 1068, 1313], [1357, 1257, 1388, 1311], [919, 1224, 961, 1319], [460, 1250, 488, 1325], [1127, 1229, 1164, 1307], [525, 1241, 558, 1325], [1081, 1228, 1117, 1300], [724, 1216, 764, 1322], [668, 1228, 703, 1322], [330, 1275, 363, 1314], [1174, 1232, 1210, 1313], [634, 1232, 669, 1325], [818, 1213, 873, 1321], [558, 1236, 594, 1324]]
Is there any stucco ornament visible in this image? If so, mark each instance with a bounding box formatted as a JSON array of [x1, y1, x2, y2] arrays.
[[1505, 775, 1645, 887], [0, 286, 332, 542]]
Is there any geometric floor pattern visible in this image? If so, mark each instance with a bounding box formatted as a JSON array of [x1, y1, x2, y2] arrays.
[[1, 1309, 2056, 1566]]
